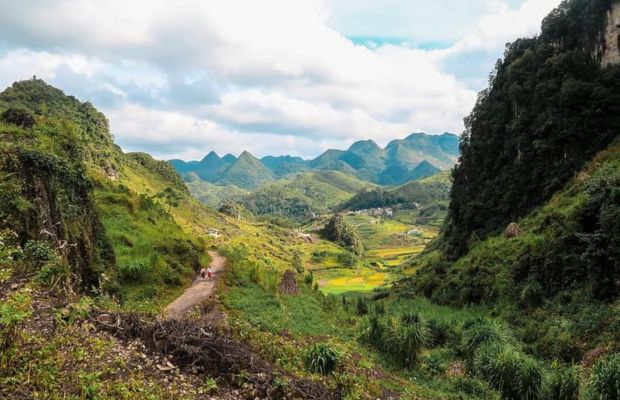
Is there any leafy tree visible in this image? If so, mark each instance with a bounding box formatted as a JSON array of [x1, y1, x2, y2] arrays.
[[322, 214, 364, 256], [156, 187, 182, 213], [292, 250, 304, 274], [1, 107, 36, 128]]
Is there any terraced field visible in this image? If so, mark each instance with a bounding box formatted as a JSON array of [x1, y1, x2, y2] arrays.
[[300, 209, 443, 297]]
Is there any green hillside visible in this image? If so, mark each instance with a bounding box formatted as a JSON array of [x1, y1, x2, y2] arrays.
[[0, 78, 226, 309], [184, 173, 249, 209], [217, 150, 274, 189], [443, 0, 620, 259], [408, 140, 620, 360], [341, 171, 451, 211], [244, 170, 374, 222]]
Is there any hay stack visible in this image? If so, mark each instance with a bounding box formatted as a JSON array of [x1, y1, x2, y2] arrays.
[[505, 222, 522, 238], [279, 270, 299, 295]]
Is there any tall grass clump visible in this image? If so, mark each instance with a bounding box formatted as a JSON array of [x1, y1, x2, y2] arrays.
[[546, 365, 579, 400], [474, 344, 544, 400], [390, 312, 429, 367], [584, 354, 620, 400], [362, 310, 429, 368], [461, 317, 505, 362], [304, 343, 340, 375]]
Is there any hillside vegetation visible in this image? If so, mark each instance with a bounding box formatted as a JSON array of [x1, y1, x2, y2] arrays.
[[395, 1, 620, 398], [444, 0, 620, 259], [340, 171, 451, 211]]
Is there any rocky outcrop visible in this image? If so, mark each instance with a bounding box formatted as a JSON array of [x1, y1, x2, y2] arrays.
[[602, 1, 620, 66]]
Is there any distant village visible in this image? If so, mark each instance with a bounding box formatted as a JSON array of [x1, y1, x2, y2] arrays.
[[347, 207, 394, 218]]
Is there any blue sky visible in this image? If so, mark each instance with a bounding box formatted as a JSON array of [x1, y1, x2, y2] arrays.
[[0, 0, 562, 160]]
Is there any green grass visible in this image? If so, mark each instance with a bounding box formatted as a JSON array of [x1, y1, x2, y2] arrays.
[[315, 267, 389, 297], [94, 182, 210, 312], [222, 284, 337, 337]]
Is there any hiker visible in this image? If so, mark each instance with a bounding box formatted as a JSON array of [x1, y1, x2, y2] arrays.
[[200, 267, 207, 280], [207, 265, 213, 280]]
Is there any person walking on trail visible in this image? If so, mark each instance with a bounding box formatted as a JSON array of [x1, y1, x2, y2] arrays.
[[207, 265, 213, 280], [200, 267, 207, 280]]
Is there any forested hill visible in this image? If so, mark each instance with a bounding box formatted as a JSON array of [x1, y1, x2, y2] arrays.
[[444, 0, 620, 259], [339, 171, 451, 211]]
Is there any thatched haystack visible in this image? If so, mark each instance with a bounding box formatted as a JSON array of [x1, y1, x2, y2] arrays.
[[279, 270, 299, 295], [505, 222, 522, 238]]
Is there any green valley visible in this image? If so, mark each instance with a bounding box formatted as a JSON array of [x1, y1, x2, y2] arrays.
[[2, 0, 620, 399]]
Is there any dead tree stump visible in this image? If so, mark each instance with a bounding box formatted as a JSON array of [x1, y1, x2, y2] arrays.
[[279, 271, 299, 295]]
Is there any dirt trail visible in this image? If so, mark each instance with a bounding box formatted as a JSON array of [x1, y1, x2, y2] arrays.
[[164, 250, 226, 320]]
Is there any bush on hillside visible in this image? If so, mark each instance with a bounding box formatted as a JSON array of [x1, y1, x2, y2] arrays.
[[546, 365, 580, 400], [474, 344, 544, 400], [304, 343, 340, 375], [337, 251, 358, 268], [1, 107, 36, 128], [584, 354, 620, 400], [461, 318, 505, 361], [322, 214, 364, 256]]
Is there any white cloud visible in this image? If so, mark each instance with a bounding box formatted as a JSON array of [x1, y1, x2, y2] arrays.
[[0, 0, 562, 159]]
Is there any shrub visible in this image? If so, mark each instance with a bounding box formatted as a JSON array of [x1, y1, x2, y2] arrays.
[[311, 250, 330, 263], [520, 279, 544, 309], [356, 297, 369, 316], [118, 262, 153, 284], [0, 290, 32, 364], [389, 312, 429, 367], [23, 240, 69, 286], [304, 271, 314, 285], [1, 107, 36, 128], [23, 240, 57, 271], [474, 344, 544, 400], [304, 343, 340, 375], [427, 316, 454, 348], [585, 354, 620, 400], [546, 365, 579, 400], [461, 318, 504, 360], [292, 251, 304, 274], [337, 251, 358, 268]]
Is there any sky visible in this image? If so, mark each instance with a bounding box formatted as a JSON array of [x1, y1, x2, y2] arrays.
[[0, 0, 562, 160]]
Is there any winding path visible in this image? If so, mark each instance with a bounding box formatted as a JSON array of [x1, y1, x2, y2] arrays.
[[163, 250, 226, 320]]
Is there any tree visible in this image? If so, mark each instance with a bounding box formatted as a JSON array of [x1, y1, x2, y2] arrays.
[[292, 250, 304, 274], [1, 107, 36, 128], [322, 214, 364, 256], [156, 187, 182, 213]]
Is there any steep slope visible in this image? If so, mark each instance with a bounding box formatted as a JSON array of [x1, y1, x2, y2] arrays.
[[409, 140, 620, 359], [217, 150, 274, 189], [0, 78, 227, 306], [444, 0, 620, 259], [402, 0, 620, 370]]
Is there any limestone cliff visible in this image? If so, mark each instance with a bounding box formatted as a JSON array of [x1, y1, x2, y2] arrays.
[[602, 1, 620, 66]]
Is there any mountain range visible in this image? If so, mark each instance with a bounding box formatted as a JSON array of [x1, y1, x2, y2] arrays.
[[170, 132, 460, 188]]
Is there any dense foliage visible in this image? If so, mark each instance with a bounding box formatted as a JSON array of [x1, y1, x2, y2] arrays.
[[322, 214, 364, 255], [445, 0, 620, 259], [340, 171, 451, 211]]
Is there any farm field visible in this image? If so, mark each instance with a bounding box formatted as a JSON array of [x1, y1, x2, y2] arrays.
[[303, 209, 443, 297]]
